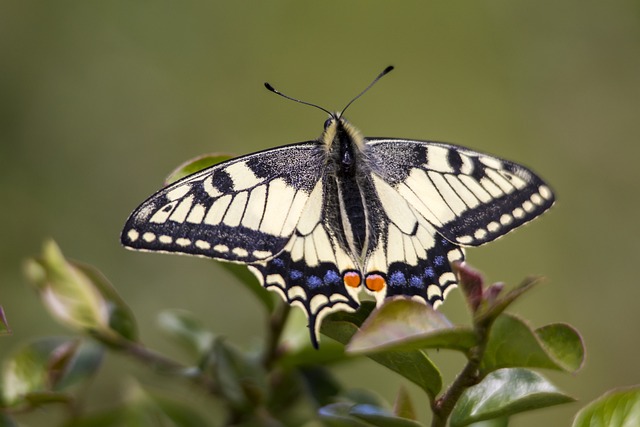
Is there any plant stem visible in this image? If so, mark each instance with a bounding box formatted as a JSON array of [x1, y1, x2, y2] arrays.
[[430, 324, 490, 427]]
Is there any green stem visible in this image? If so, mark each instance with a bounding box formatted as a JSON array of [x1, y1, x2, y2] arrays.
[[430, 322, 491, 427]]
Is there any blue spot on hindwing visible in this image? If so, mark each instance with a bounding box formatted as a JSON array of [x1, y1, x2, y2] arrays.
[[434, 255, 445, 266], [389, 271, 407, 286], [425, 267, 435, 278], [290, 270, 303, 280], [307, 275, 322, 289], [273, 258, 285, 268], [409, 275, 423, 288], [324, 270, 340, 285]]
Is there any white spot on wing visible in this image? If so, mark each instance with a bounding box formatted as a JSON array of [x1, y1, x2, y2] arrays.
[[225, 161, 261, 191], [426, 145, 454, 173], [143, 232, 156, 242], [127, 229, 139, 242], [223, 191, 248, 227], [166, 184, 191, 201], [187, 204, 207, 224], [539, 185, 553, 200], [196, 240, 211, 250], [159, 235, 172, 244], [169, 194, 194, 223], [150, 201, 178, 223], [203, 176, 222, 197], [242, 185, 267, 230], [204, 194, 232, 225], [232, 247, 248, 257], [213, 244, 229, 253], [176, 238, 191, 247]]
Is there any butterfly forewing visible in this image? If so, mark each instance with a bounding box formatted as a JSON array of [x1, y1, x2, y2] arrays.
[[365, 138, 555, 247], [122, 142, 326, 262]]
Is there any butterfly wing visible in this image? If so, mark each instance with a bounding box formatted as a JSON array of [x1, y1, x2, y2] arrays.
[[362, 138, 554, 306], [365, 138, 555, 246], [121, 142, 327, 263]]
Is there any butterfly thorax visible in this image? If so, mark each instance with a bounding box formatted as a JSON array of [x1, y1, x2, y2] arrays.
[[323, 117, 372, 263]]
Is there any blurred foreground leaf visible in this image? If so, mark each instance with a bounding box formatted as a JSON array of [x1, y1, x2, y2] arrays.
[[346, 298, 475, 354], [322, 302, 442, 399], [24, 240, 137, 341], [1, 337, 102, 407], [320, 402, 423, 427], [481, 315, 584, 374], [450, 368, 574, 426], [572, 385, 640, 427], [164, 153, 233, 185], [157, 309, 214, 360]]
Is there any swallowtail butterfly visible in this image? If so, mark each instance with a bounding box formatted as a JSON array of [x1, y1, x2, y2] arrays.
[[121, 67, 554, 348]]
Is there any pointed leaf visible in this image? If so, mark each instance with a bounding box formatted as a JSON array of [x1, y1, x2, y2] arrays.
[[164, 154, 233, 185], [346, 298, 475, 354], [319, 402, 374, 427], [1, 337, 97, 407], [157, 309, 214, 359], [0, 306, 10, 336], [572, 385, 640, 427], [450, 368, 574, 426], [350, 404, 424, 427], [393, 386, 417, 420], [322, 302, 442, 399], [24, 240, 137, 340], [481, 314, 584, 374], [210, 339, 267, 410], [476, 277, 542, 323]]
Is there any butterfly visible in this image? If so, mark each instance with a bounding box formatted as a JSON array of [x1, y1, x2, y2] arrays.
[[121, 66, 554, 348]]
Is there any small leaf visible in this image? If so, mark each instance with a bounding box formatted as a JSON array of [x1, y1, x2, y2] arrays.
[[322, 302, 442, 399], [319, 403, 423, 427], [319, 402, 373, 427], [536, 323, 585, 372], [476, 277, 542, 323], [219, 263, 276, 312], [350, 404, 424, 427], [0, 306, 10, 336], [572, 385, 640, 427], [157, 309, 214, 359], [481, 314, 584, 374], [347, 298, 475, 354], [393, 386, 417, 420], [124, 382, 213, 427], [164, 154, 233, 185], [450, 368, 574, 426], [1, 337, 99, 407], [210, 339, 267, 410], [24, 240, 137, 341]]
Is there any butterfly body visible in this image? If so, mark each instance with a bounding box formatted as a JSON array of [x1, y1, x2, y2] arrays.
[[122, 115, 554, 348]]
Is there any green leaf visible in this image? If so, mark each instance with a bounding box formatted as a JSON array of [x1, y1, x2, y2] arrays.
[[481, 314, 584, 374], [0, 306, 10, 336], [535, 323, 585, 372], [124, 382, 213, 427], [450, 368, 574, 427], [319, 403, 424, 427], [572, 385, 640, 427], [350, 404, 424, 427], [157, 309, 214, 360], [24, 240, 137, 341], [393, 386, 417, 421], [1, 337, 100, 407], [0, 413, 18, 427], [277, 340, 349, 368], [164, 154, 233, 185], [219, 262, 276, 312], [210, 339, 267, 410], [476, 277, 542, 324], [322, 302, 442, 399], [467, 419, 509, 427], [346, 298, 476, 354]]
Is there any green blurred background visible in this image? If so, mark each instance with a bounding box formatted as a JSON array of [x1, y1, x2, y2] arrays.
[[1, 1, 639, 425]]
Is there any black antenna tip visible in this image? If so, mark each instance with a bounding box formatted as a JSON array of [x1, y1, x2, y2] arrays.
[[383, 65, 394, 75], [264, 82, 275, 92]]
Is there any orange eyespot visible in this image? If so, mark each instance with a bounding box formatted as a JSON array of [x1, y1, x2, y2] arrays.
[[365, 274, 386, 292], [343, 271, 361, 288]]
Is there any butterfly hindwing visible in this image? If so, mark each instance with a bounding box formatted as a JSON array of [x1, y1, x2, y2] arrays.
[[365, 138, 555, 247], [122, 142, 326, 262]]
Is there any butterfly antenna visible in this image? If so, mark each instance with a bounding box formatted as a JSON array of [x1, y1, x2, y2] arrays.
[[339, 65, 394, 118], [264, 82, 335, 118]]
